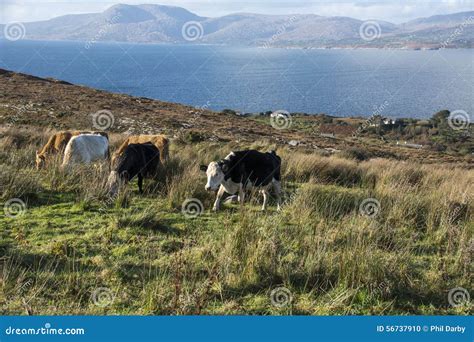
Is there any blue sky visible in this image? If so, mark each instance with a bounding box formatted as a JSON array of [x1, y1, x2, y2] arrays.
[[1, 0, 473, 24]]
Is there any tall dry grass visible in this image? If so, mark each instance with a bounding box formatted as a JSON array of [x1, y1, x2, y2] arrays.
[[1, 127, 472, 314]]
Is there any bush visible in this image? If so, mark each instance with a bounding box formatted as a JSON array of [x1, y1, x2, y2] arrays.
[[340, 147, 372, 161], [221, 109, 236, 115]]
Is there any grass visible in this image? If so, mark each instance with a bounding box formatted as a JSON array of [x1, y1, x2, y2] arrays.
[[0, 127, 472, 315]]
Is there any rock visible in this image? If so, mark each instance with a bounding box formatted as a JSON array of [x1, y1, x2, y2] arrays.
[[288, 140, 299, 146], [325, 147, 340, 153]]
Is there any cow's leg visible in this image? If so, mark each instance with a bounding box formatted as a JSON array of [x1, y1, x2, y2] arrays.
[[238, 183, 245, 208], [260, 189, 269, 211], [213, 185, 226, 212], [138, 174, 144, 193], [273, 179, 282, 211]]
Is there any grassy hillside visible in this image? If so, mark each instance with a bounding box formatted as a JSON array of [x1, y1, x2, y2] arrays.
[[1, 127, 472, 315], [1, 68, 472, 166]]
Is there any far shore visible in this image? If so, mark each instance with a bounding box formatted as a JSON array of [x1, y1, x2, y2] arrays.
[[1, 38, 472, 51]]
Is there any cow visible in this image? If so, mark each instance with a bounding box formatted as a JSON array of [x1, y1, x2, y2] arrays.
[[112, 135, 169, 166], [61, 134, 109, 168], [200, 150, 282, 211], [36, 131, 108, 169], [107, 143, 161, 196]]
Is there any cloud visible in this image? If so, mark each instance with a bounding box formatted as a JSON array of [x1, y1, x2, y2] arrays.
[[0, 0, 472, 24]]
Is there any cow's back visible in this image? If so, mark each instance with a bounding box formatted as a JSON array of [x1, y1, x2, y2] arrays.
[[39, 132, 73, 156], [114, 135, 169, 163], [115, 143, 160, 179], [62, 134, 109, 166], [227, 150, 281, 186], [72, 131, 109, 140]]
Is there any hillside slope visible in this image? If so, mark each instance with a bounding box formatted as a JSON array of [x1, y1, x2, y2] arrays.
[[0, 68, 471, 166]]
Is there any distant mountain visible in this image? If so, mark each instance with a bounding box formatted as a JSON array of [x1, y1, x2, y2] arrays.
[[1, 4, 472, 48]]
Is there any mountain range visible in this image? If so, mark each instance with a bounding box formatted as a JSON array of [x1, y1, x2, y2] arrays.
[[1, 4, 473, 48]]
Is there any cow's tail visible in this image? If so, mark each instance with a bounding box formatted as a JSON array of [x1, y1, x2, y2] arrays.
[[160, 137, 170, 164], [268, 150, 281, 182], [106, 146, 111, 172]]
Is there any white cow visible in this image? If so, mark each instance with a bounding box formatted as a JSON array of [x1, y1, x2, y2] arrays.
[[61, 134, 109, 168]]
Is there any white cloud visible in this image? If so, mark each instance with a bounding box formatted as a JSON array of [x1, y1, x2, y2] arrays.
[[0, 0, 472, 24]]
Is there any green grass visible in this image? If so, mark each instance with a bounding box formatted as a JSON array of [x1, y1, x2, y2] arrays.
[[0, 130, 472, 315]]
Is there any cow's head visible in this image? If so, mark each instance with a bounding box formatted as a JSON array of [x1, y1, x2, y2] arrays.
[[106, 170, 129, 197], [35, 151, 46, 170], [200, 161, 229, 191], [106, 171, 120, 197]]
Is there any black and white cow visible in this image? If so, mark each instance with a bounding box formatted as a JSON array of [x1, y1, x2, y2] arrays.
[[200, 150, 282, 211]]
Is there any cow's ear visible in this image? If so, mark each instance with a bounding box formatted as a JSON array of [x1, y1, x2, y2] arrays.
[[199, 165, 208, 172], [221, 163, 229, 173], [120, 170, 129, 180]]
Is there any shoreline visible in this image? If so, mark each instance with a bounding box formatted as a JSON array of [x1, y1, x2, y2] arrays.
[[1, 38, 473, 51]]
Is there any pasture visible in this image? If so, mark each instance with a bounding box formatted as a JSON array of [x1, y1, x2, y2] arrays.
[[0, 127, 472, 315]]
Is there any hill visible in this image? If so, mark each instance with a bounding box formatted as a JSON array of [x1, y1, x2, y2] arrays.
[[1, 5, 472, 48]]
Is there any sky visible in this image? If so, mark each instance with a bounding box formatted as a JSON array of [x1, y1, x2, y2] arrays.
[[1, 0, 473, 24]]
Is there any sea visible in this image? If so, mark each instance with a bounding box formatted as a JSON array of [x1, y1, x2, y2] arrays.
[[0, 40, 472, 119]]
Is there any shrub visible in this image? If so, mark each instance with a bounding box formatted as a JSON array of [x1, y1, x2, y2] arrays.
[[340, 147, 372, 161]]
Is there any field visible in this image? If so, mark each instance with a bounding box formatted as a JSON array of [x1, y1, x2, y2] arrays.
[[1, 127, 472, 315]]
